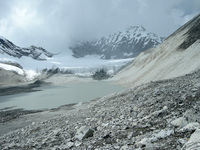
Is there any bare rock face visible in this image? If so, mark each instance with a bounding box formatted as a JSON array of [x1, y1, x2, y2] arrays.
[[178, 14, 200, 50], [0, 36, 54, 60]]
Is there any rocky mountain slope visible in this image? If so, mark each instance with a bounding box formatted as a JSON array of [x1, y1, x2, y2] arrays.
[[114, 14, 200, 87], [70, 26, 164, 59], [0, 68, 26, 87], [0, 68, 200, 149], [0, 36, 54, 60]]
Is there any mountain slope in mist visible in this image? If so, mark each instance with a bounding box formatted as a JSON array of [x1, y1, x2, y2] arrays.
[[114, 14, 200, 87]]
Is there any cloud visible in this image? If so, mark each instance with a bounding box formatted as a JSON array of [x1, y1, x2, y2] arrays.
[[0, 0, 199, 53]]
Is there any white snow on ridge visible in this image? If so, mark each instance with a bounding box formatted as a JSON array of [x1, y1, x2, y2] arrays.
[[123, 52, 133, 57], [0, 36, 7, 41]]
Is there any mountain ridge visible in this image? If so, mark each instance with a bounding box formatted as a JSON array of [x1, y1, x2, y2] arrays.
[[0, 36, 54, 60], [70, 26, 164, 59]]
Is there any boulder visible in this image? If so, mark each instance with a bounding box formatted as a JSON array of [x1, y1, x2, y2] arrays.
[[179, 122, 200, 132], [75, 126, 94, 140], [182, 129, 200, 150], [171, 117, 187, 128]]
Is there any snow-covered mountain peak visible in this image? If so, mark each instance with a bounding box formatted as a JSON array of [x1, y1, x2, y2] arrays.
[[127, 25, 145, 32], [124, 26, 163, 43], [70, 26, 164, 59]]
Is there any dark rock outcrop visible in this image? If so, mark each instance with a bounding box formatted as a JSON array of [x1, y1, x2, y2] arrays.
[[178, 14, 200, 50], [92, 69, 110, 80], [0, 36, 54, 60]]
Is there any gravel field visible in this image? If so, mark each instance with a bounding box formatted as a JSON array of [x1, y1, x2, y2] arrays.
[[0, 69, 200, 149]]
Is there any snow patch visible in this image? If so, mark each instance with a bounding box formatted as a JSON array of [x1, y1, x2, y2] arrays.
[[0, 63, 24, 75], [24, 69, 40, 81]]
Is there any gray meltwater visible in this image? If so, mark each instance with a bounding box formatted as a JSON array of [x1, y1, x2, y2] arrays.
[[0, 81, 124, 110]]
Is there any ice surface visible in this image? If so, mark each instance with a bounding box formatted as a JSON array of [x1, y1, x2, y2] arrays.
[[0, 51, 133, 80]]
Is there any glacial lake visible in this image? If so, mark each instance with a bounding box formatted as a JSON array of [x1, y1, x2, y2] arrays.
[[0, 81, 124, 110]]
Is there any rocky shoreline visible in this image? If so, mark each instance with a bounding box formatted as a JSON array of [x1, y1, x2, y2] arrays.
[[0, 108, 43, 124], [0, 70, 200, 149]]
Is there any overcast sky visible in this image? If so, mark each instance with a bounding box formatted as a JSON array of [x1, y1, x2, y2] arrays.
[[0, 0, 199, 53]]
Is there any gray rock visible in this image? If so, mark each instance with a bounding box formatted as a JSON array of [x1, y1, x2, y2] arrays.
[[171, 117, 188, 128], [75, 126, 94, 140], [66, 142, 74, 148], [179, 122, 200, 132], [182, 129, 200, 150], [184, 109, 200, 123]]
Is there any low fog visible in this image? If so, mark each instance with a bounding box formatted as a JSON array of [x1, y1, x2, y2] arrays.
[[0, 0, 199, 53]]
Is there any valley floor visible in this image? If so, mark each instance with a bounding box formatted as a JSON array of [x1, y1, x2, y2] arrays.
[[0, 69, 200, 149]]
